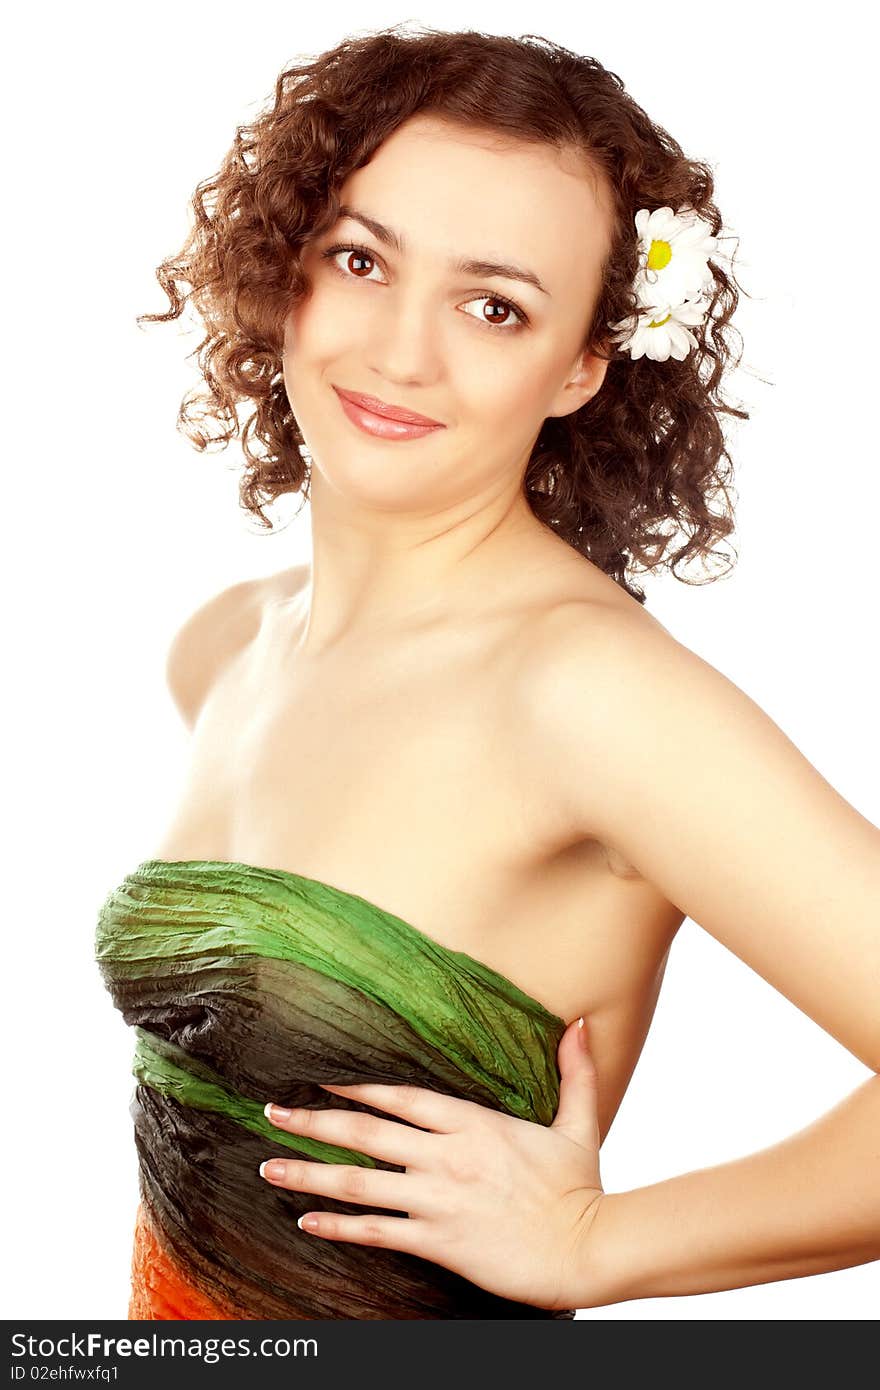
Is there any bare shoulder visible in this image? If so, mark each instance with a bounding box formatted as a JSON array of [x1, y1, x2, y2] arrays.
[[515, 592, 681, 843], [165, 565, 308, 730], [517, 588, 880, 1072]]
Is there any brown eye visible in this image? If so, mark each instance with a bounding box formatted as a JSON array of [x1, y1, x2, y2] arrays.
[[320, 243, 383, 281], [483, 300, 513, 324], [461, 294, 526, 332], [345, 250, 374, 277], [320, 242, 528, 333]]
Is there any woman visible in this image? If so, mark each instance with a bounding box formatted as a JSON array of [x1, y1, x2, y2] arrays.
[[95, 24, 880, 1319]]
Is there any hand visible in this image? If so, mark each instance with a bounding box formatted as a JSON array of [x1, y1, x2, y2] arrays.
[[259, 1015, 606, 1311]]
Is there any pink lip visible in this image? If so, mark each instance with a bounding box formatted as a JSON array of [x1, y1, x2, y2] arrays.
[[333, 386, 444, 428]]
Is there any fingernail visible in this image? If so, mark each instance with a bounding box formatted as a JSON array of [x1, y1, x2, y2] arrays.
[[264, 1103, 292, 1123], [577, 1016, 588, 1047], [297, 1214, 319, 1232], [260, 1159, 287, 1181]]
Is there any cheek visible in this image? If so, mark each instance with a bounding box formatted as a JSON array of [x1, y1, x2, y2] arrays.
[[284, 291, 339, 362], [453, 355, 551, 432], [282, 299, 351, 417]]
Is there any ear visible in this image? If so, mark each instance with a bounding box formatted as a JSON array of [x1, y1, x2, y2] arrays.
[[546, 346, 609, 420]]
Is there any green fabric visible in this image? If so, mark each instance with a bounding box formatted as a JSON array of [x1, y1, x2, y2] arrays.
[[132, 1025, 380, 1167], [98, 856, 567, 1124], [95, 857, 575, 1319]]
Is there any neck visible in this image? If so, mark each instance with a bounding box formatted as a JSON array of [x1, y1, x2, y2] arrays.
[[287, 470, 544, 654]]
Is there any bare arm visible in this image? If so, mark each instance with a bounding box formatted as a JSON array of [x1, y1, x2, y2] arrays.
[[585, 1073, 880, 1304], [524, 604, 880, 1305]]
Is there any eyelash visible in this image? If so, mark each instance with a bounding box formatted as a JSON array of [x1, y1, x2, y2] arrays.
[[319, 242, 530, 332]]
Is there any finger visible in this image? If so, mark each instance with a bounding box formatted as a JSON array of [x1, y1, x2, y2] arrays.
[[553, 1016, 601, 1150], [259, 1156, 431, 1215], [318, 1081, 467, 1133], [296, 1209, 435, 1258], [265, 1102, 433, 1169]]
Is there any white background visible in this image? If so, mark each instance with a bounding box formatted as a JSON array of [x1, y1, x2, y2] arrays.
[[4, 0, 877, 1321]]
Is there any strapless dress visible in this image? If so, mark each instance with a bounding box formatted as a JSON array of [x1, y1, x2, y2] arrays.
[[94, 857, 576, 1319]]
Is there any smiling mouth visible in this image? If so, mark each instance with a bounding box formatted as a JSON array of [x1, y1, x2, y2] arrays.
[[332, 385, 444, 428]]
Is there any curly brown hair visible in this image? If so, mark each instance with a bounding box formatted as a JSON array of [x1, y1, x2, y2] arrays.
[[138, 23, 753, 605]]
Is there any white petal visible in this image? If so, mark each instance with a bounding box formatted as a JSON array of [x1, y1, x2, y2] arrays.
[[650, 257, 713, 306], [670, 218, 714, 247], [667, 214, 698, 239], [674, 248, 713, 275], [651, 206, 677, 231], [674, 299, 709, 326], [634, 282, 664, 311]]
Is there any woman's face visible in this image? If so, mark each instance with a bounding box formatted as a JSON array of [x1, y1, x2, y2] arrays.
[[283, 114, 613, 512]]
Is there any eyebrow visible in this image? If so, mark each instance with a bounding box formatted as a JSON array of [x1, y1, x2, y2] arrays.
[[335, 204, 551, 297]]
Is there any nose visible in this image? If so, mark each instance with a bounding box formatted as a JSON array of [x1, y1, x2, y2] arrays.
[[365, 285, 443, 387]]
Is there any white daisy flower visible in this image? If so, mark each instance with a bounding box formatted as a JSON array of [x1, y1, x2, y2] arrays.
[[607, 205, 720, 360], [608, 294, 710, 363], [632, 205, 718, 311]]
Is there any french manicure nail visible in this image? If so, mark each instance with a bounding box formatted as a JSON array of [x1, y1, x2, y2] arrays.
[[265, 1103, 292, 1123]]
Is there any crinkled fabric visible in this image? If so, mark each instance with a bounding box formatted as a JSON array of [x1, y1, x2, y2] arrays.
[[95, 857, 575, 1320]]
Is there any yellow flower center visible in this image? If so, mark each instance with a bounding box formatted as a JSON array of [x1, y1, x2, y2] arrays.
[[647, 239, 672, 272], [649, 312, 671, 329]]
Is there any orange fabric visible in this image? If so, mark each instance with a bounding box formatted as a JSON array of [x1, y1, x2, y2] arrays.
[[128, 1201, 242, 1320]]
